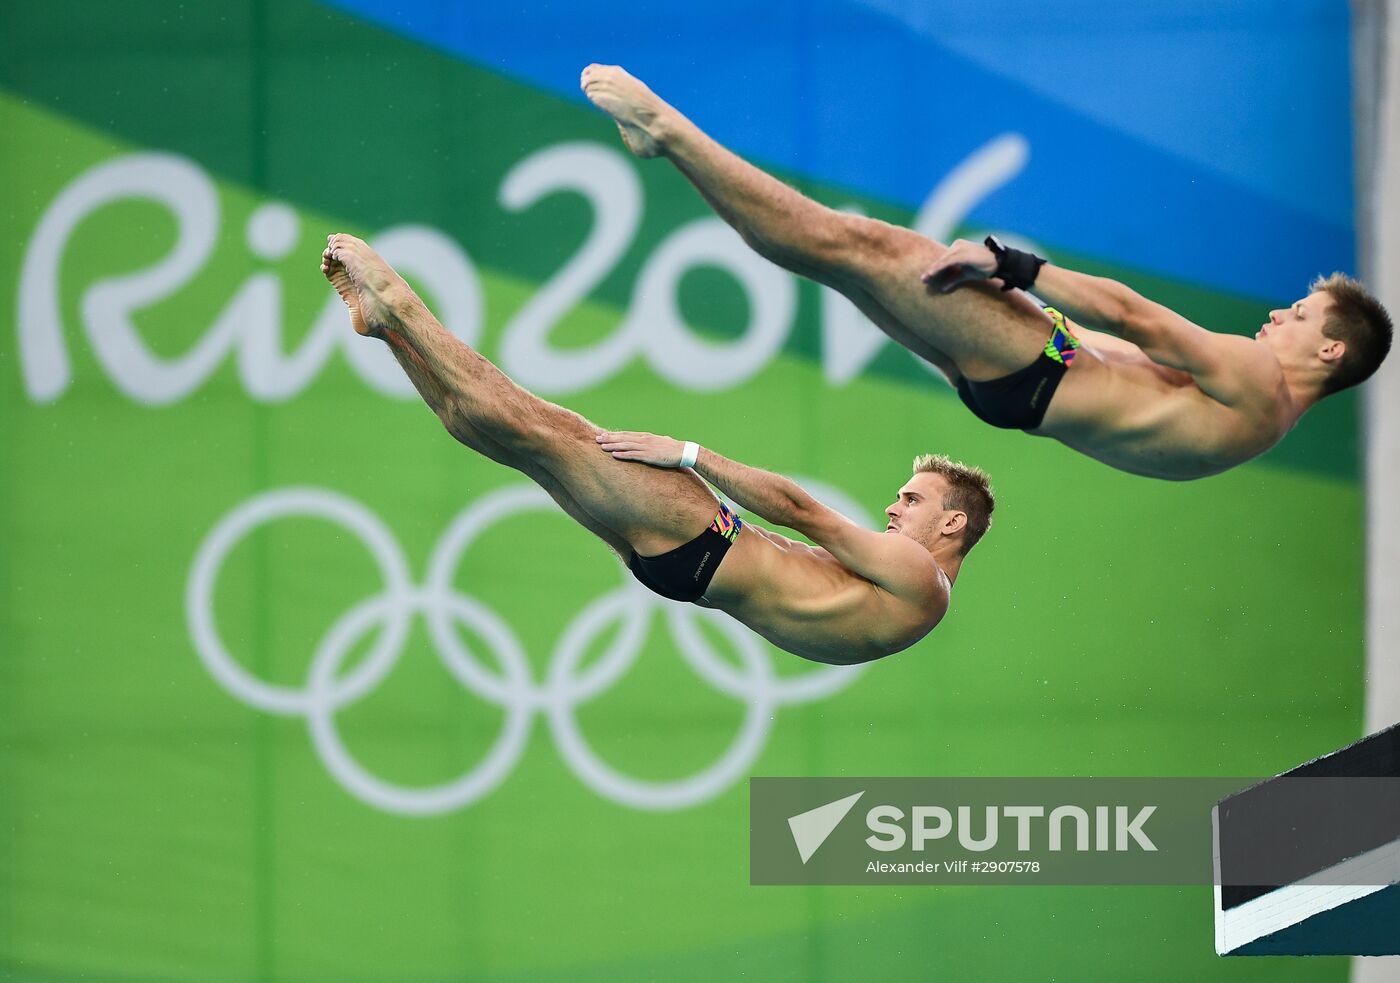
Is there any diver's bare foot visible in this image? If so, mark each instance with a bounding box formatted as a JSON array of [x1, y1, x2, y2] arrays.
[[579, 64, 674, 158], [320, 233, 408, 339]]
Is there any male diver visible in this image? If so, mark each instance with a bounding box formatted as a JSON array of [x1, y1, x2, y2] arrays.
[[321, 234, 993, 666], [580, 65, 1392, 481]]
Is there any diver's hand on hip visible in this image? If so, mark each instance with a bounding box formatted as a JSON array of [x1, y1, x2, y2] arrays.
[[596, 431, 695, 468], [921, 238, 1001, 294]]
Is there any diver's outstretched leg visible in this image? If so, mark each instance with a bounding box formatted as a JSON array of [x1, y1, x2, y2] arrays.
[[580, 64, 1051, 380], [323, 234, 721, 557]]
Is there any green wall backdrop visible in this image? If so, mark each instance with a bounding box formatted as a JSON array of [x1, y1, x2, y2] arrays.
[[0, 1, 1366, 980]]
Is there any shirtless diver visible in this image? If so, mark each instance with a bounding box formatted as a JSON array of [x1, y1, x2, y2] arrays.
[[321, 234, 994, 666], [581, 64, 1392, 481]]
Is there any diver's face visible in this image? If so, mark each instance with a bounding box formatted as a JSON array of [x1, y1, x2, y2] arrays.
[[1257, 291, 1336, 362], [885, 472, 953, 548]]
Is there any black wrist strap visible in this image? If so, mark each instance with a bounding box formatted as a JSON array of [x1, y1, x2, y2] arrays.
[[984, 235, 1045, 292]]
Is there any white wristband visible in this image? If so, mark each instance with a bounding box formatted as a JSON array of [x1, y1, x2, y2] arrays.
[[679, 441, 700, 469]]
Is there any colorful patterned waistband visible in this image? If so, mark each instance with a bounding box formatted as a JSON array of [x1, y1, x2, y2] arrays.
[[1042, 307, 1079, 366], [709, 504, 742, 542]]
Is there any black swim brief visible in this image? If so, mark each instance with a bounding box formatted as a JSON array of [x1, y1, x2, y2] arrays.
[[629, 504, 743, 603], [956, 307, 1079, 431]]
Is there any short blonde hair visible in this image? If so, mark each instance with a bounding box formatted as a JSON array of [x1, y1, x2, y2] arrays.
[[911, 454, 995, 555]]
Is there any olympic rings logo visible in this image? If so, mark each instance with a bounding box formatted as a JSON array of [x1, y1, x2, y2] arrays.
[[186, 484, 867, 815]]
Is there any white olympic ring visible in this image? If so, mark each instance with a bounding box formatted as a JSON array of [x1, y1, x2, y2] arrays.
[[186, 483, 869, 815]]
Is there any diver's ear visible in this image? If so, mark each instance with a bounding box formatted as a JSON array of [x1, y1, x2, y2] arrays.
[[1318, 338, 1346, 366]]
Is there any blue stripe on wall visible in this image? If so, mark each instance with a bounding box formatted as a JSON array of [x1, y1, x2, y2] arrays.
[[318, 0, 1355, 304]]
